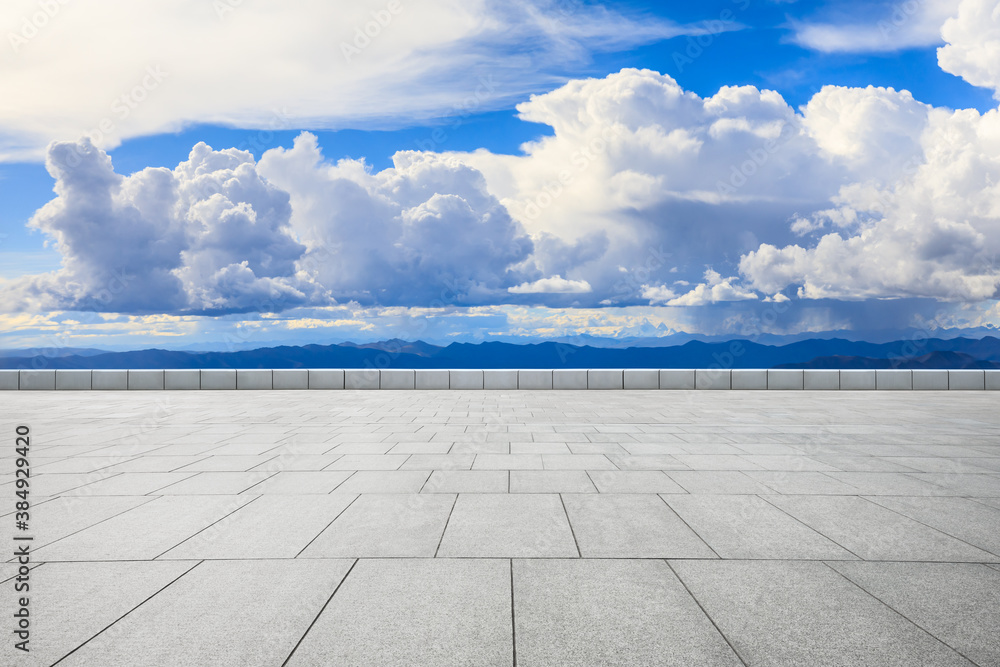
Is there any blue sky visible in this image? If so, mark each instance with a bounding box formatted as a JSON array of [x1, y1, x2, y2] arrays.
[[1, 0, 999, 349]]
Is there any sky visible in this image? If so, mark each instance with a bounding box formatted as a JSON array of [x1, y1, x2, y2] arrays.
[[1, 0, 1000, 350]]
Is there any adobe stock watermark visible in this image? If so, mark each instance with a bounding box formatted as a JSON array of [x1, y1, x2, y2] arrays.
[[715, 115, 805, 197], [8, 0, 71, 54], [522, 124, 624, 220], [413, 75, 498, 152], [341, 0, 403, 63], [62, 65, 169, 168], [877, 0, 927, 40]]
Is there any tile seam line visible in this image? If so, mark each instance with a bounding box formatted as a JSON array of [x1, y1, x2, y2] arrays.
[[821, 561, 985, 667], [656, 493, 723, 560], [510, 558, 518, 667], [12, 494, 162, 557], [857, 495, 1000, 560], [150, 495, 262, 560], [756, 494, 866, 561], [50, 559, 204, 666], [280, 558, 359, 667], [433, 494, 460, 558], [293, 493, 361, 558], [558, 493, 583, 558], [664, 559, 749, 667]]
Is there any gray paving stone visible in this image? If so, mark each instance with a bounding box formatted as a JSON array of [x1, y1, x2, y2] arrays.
[[768, 369, 803, 390], [541, 454, 615, 470], [60, 559, 354, 667], [92, 369, 128, 390], [437, 494, 578, 557], [671, 560, 973, 667], [420, 470, 508, 493], [162, 369, 200, 389], [588, 369, 623, 389], [299, 494, 455, 557], [483, 369, 518, 389], [553, 369, 588, 389], [0, 561, 196, 666], [588, 470, 686, 493], [345, 368, 380, 389], [415, 369, 449, 389], [667, 470, 777, 494], [309, 368, 344, 389], [826, 471, 952, 495], [34, 495, 255, 561], [766, 495, 999, 562], [510, 470, 597, 493], [660, 369, 695, 389], [173, 455, 275, 472], [696, 368, 730, 390], [161, 494, 356, 559], [906, 472, 1000, 496], [400, 454, 475, 470], [0, 495, 155, 549], [473, 453, 543, 470], [664, 495, 856, 560], [287, 559, 511, 667], [732, 369, 767, 390], [514, 559, 741, 667], [743, 471, 862, 494], [608, 454, 688, 470], [241, 470, 353, 494], [272, 368, 308, 389], [236, 369, 272, 389], [865, 496, 1000, 556], [519, 369, 553, 390], [200, 369, 236, 390], [55, 369, 92, 390], [830, 562, 1000, 667], [563, 494, 716, 558], [325, 454, 407, 470], [331, 470, 430, 494], [156, 471, 275, 495], [64, 472, 198, 496]]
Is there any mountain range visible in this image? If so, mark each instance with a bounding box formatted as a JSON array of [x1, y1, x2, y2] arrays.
[[3, 337, 1000, 370]]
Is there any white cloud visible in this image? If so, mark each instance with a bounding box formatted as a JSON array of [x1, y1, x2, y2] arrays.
[[508, 275, 593, 294], [740, 104, 1000, 302], [0, 0, 703, 161], [788, 0, 962, 53], [938, 0, 1000, 96], [665, 270, 758, 306], [640, 284, 677, 304], [3, 138, 309, 314], [257, 132, 533, 306]]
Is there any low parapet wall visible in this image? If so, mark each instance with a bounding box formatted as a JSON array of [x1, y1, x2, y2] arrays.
[[2, 368, 998, 390]]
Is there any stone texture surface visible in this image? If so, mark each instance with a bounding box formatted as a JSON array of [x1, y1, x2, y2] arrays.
[[3, 390, 997, 665]]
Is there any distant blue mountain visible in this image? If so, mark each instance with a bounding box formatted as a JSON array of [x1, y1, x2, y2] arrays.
[[3, 336, 1000, 370]]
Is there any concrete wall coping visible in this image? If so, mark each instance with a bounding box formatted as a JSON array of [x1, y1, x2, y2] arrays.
[[1, 368, 997, 390]]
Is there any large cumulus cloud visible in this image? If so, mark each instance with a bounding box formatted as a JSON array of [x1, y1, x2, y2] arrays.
[[6, 138, 309, 314]]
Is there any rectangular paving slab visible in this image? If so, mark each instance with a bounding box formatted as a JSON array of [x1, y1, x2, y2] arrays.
[[671, 560, 974, 667], [829, 561, 1000, 667], [299, 493, 455, 558], [765, 495, 999, 562], [562, 494, 716, 558], [57, 559, 354, 667], [514, 559, 741, 667], [436, 494, 578, 557], [663, 494, 857, 560], [286, 559, 512, 667]]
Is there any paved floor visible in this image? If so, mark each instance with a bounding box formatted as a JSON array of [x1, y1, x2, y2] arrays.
[[1, 390, 999, 666]]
